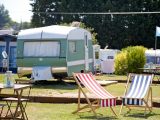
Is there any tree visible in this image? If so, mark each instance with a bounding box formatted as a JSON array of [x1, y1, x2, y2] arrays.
[[0, 4, 30, 31], [31, 0, 63, 27], [20, 22, 32, 30], [0, 4, 11, 29], [30, 0, 160, 49]]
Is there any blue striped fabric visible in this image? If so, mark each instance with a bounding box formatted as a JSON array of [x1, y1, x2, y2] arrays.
[[122, 74, 152, 105]]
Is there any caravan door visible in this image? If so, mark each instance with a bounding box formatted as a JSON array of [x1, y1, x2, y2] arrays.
[[84, 33, 89, 71]]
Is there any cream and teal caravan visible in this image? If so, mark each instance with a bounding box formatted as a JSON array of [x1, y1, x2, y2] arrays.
[[17, 25, 93, 79]]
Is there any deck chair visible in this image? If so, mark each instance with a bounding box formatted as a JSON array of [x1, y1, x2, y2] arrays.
[[119, 73, 154, 115], [73, 72, 117, 116]]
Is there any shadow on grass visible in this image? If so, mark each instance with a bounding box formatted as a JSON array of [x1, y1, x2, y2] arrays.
[[32, 80, 78, 90], [78, 114, 118, 120], [103, 74, 119, 77], [123, 111, 160, 119]]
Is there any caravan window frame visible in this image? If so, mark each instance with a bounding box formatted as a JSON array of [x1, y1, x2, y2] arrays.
[[108, 56, 114, 59], [23, 41, 60, 57], [68, 41, 76, 53], [84, 32, 88, 48]]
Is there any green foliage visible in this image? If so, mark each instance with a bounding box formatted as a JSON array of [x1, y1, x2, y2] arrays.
[[79, 22, 98, 44], [0, 4, 32, 30], [20, 22, 32, 29], [125, 46, 147, 73], [0, 4, 11, 29], [114, 51, 128, 75], [115, 46, 146, 75], [30, 0, 160, 49]]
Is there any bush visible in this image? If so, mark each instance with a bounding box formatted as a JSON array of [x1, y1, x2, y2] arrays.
[[114, 51, 127, 75], [114, 46, 146, 75]]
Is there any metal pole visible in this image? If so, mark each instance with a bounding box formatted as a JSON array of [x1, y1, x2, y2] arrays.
[[6, 37, 10, 71], [155, 36, 157, 50], [155, 37, 157, 64]]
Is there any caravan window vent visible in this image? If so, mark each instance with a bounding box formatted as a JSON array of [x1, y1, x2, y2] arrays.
[[108, 56, 114, 59]]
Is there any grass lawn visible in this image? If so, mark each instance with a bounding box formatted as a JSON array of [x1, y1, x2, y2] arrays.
[[0, 73, 160, 102], [0, 73, 160, 119], [95, 74, 127, 81], [25, 103, 160, 120]]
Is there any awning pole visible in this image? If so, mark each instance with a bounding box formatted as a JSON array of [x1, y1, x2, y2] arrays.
[[155, 36, 157, 64]]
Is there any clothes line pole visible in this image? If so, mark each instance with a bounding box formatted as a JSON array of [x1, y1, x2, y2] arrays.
[[155, 36, 157, 50], [155, 36, 157, 64]]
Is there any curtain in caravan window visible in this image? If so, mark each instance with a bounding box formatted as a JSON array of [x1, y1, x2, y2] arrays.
[[24, 42, 60, 57]]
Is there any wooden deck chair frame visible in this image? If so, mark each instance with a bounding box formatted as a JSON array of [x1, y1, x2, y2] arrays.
[[119, 73, 154, 115], [72, 73, 117, 117]]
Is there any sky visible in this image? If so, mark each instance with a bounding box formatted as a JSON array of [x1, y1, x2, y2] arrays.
[[0, 0, 33, 23]]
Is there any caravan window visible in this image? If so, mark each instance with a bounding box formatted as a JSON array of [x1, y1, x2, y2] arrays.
[[69, 41, 76, 53], [23, 41, 60, 57], [108, 56, 114, 59], [84, 33, 88, 47]]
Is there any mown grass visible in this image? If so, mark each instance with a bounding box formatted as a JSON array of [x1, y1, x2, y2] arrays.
[[25, 103, 160, 120], [0, 73, 160, 102], [95, 74, 127, 81], [0, 73, 160, 119]]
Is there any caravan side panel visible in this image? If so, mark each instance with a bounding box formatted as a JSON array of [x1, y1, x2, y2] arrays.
[[67, 40, 85, 75], [17, 39, 67, 76], [67, 40, 93, 76]]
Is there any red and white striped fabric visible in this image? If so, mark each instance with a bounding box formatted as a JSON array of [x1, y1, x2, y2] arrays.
[[75, 73, 116, 107]]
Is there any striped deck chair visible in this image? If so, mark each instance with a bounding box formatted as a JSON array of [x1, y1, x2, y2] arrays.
[[73, 73, 117, 116], [120, 73, 154, 115]]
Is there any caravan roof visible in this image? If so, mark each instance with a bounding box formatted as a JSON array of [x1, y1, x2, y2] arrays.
[[145, 49, 160, 57], [18, 25, 92, 40]]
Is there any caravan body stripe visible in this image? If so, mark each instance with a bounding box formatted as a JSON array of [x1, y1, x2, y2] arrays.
[[67, 59, 93, 66]]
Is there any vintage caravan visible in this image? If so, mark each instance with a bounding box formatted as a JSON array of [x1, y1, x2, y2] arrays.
[[145, 49, 160, 64], [99, 49, 120, 74], [17, 25, 93, 79]]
